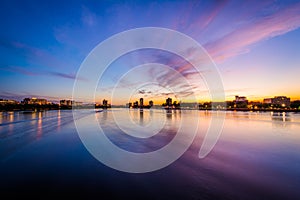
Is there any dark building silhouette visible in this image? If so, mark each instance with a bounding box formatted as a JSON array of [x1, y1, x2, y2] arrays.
[[133, 101, 138, 108], [163, 98, 180, 109], [60, 100, 73, 106], [166, 98, 172, 106], [128, 99, 153, 109], [103, 99, 108, 107], [140, 98, 144, 108], [149, 100, 153, 107]]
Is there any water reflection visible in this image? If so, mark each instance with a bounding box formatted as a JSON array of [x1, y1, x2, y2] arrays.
[[271, 112, 291, 122], [166, 109, 172, 119], [0, 112, 2, 132], [30, 112, 37, 126], [165, 109, 182, 122], [229, 111, 250, 119], [37, 112, 43, 138], [270, 112, 292, 130], [139, 109, 144, 125], [1, 109, 300, 199], [8, 112, 14, 134], [57, 110, 61, 131]]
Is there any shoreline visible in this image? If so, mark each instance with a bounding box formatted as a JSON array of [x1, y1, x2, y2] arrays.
[[1, 107, 299, 113]]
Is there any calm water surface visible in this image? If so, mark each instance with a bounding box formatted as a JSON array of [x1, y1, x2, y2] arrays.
[[0, 109, 299, 199]]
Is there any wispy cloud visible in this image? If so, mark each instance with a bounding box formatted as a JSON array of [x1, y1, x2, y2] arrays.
[[48, 72, 85, 81], [50, 72, 74, 79], [0, 65, 86, 81], [204, 2, 300, 62], [0, 39, 78, 72], [0, 66, 40, 76]]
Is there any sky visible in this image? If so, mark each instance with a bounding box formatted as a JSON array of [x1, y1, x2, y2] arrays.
[[1, 0, 300, 104]]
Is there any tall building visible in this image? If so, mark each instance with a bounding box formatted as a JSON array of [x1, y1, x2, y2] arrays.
[[140, 98, 144, 108], [103, 99, 108, 107], [149, 100, 153, 107], [166, 98, 172, 106], [0, 99, 18, 105]]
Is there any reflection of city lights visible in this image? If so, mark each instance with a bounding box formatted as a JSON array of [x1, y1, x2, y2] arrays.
[[37, 112, 43, 138], [9, 113, 14, 122], [8, 112, 14, 134], [57, 110, 61, 131]]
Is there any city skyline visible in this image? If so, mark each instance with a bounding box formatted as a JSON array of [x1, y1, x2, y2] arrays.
[[1, 1, 300, 104], [1, 94, 299, 106]]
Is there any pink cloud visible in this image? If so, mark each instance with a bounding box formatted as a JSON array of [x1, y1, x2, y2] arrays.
[[205, 2, 300, 62], [189, 0, 228, 31]]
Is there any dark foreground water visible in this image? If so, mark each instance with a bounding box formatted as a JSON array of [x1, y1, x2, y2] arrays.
[[0, 109, 300, 199]]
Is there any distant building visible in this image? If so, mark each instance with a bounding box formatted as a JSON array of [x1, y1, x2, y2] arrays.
[[291, 100, 300, 109], [234, 95, 247, 102], [103, 99, 108, 107], [166, 98, 172, 106], [233, 96, 248, 108], [60, 100, 73, 106], [0, 99, 18, 105], [263, 98, 272, 104], [140, 98, 144, 108], [60, 100, 83, 107], [23, 97, 48, 105], [149, 100, 153, 107], [263, 96, 291, 108], [133, 101, 138, 108], [128, 99, 153, 109], [163, 98, 180, 109], [272, 96, 290, 107]]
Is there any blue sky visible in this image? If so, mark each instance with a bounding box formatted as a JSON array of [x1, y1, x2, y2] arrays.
[[1, 0, 300, 104]]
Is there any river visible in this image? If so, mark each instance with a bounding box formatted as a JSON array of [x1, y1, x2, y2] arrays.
[[0, 109, 299, 199]]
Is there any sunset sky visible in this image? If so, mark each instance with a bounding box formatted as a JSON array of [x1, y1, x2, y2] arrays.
[[1, 0, 300, 104]]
